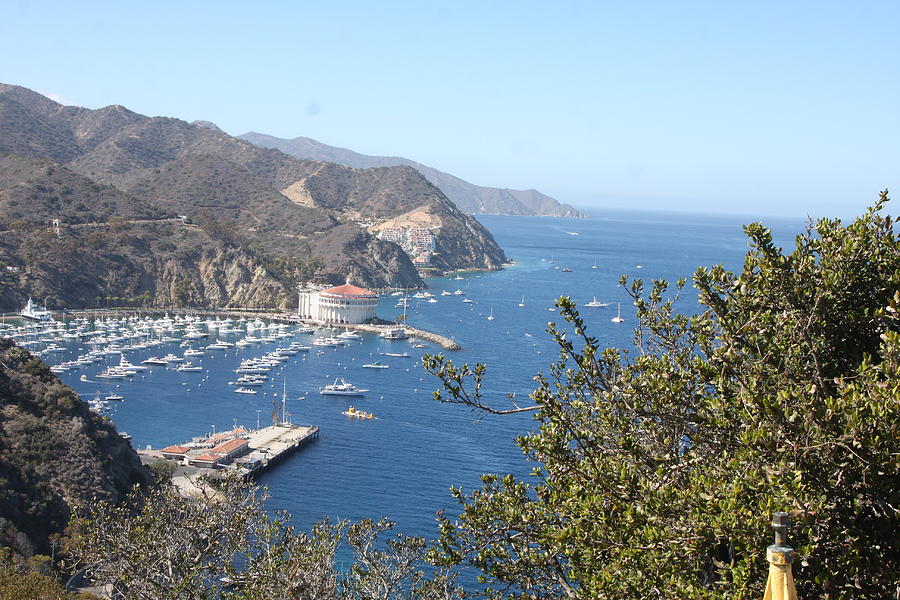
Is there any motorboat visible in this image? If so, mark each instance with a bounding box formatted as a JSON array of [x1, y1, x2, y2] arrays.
[[175, 362, 203, 372], [234, 387, 258, 395], [379, 352, 410, 358], [362, 361, 389, 369], [118, 356, 148, 371], [141, 356, 168, 365], [184, 348, 205, 356], [585, 297, 609, 307], [380, 327, 407, 340], [162, 353, 184, 363], [105, 393, 124, 401], [320, 378, 368, 396], [342, 406, 375, 419]]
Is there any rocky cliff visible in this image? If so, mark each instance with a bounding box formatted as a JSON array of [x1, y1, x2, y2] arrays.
[[0, 338, 152, 558], [0, 83, 510, 309]]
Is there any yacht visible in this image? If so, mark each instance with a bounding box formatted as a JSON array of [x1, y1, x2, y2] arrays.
[[141, 356, 168, 365], [162, 353, 184, 364], [585, 297, 609, 307], [362, 361, 389, 369], [105, 393, 124, 401], [175, 362, 203, 372], [319, 378, 368, 396], [118, 356, 148, 371], [234, 387, 258, 395], [20, 297, 53, 322], [379, 351, 410, 358], [184, 348, 205, 356], [380, 327, 408, 340]]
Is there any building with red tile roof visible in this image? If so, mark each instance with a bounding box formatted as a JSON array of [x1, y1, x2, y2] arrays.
[[297, 281, 378, 323], [210, 437, 249, 461], [190, 453, 222, 468]]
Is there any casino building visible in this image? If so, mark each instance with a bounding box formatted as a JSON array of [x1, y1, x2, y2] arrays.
[[297, 282, 379, 324]]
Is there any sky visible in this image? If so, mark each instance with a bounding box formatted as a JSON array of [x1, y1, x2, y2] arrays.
[[2, 1, 898, 218]]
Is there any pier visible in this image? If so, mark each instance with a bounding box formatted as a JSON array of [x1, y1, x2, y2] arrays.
[[137, 422, 319, 498]]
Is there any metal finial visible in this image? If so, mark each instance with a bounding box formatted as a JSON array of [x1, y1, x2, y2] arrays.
[[771, 512, 790, 546]]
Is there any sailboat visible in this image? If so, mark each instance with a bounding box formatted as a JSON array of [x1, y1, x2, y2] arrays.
[[518, 296, 525, 307], [487, 307, 495, 321], [611, 302, 624, 323]]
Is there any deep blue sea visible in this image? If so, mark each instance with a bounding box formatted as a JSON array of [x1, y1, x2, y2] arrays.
[[50, 208, 805, 542]]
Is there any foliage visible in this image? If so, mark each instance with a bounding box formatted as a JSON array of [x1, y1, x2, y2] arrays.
[[0, 547, 79, 600], [67, 476, 463, 600], [424, 194, 899, 599], [0, 339, 151, 559]]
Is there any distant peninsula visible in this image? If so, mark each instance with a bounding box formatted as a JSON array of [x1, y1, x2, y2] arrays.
[[237, 131, 585, 218], [0, 83, 508, 312]]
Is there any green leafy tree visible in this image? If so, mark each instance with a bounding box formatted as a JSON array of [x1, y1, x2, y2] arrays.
[[67, 476, 462, 600], [424, 194, 899, 599]]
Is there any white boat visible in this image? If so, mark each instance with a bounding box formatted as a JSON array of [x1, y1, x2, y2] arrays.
[[320, 378, 368, 396], [96, 367, 131, 379], [487, 308, 494, 321], [105, 393, 124, 401], [20, 297, 53, 322], [141, 356, 168, 365], [462, 298, 474, 304], [362, 361, 389, 369], [119, 357, 148, 371], [585, 297, 609, 307], [379, 352, 410, 358], [338, 331, 362, 340], [380, 327, 408, 340], [518, 296, 525, 307], [162, 353, 184, 363], [184, 348, 205, 356], [234, 387, 258, 395], [175, 362, 203, 372], [611, 302, 625, 323]]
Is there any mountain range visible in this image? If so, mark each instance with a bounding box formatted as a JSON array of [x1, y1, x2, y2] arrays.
[[0, 83, 509, 311], [237, 131, 585, 218]]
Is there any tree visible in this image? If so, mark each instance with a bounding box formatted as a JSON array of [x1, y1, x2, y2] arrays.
[[66, 476, 463, 600], [424, 194, 899, 599]]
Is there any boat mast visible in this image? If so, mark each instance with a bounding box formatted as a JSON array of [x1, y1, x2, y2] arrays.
[[282, 379, 287, 424]]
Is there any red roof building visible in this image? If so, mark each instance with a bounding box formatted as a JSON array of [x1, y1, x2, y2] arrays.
[[298, 282, 378, 324], [160, 445, 189, 460], [190, 453, 222, 468], [210, 437, 250, 461]]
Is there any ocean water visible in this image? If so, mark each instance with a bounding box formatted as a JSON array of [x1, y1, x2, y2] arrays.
[[52, 208, 805, 542]]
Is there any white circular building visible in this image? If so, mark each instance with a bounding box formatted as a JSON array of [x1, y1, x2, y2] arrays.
[[297, 283, 378, 324]]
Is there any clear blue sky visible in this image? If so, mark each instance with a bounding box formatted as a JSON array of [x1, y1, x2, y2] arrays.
[[2, 1, 898, 218]]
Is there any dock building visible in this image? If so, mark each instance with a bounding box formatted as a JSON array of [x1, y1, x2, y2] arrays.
[[297, 283, 378, 324]]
